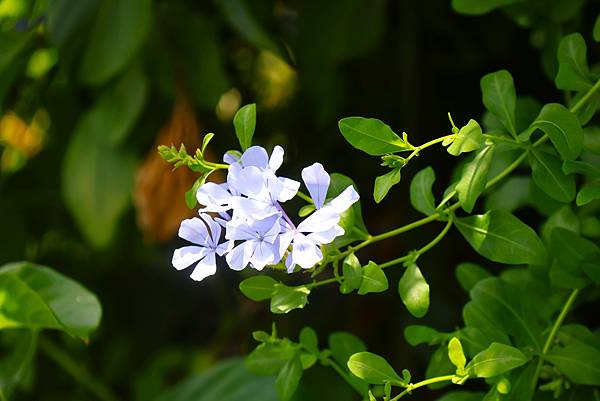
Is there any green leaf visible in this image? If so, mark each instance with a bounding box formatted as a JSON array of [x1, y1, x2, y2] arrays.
[[455, 210, 547, 265], [546, 342, 600, 385], [480, 70, 517, 137], [338, 117, 412, 156], [276, 352, 303, 401], [299, 327, 318, 355], [465, 343, 527, 378], [555, 33, 593, 91], [484, 176, 530, 212], [503, 363, 536, 401], [340, 253, 362, 294], [239, 276, 278, 301], [217, 0, 284, 57], [373, 168, 401, 203], [541, 205, 579, 243], [0, 329, 37, 398], [530, 103, 583, 161], [529, 149, 576, 203], [47, 0, 97, 49], [404, 325, 444, 347], [577, 184, 600, 206], [79, 0, 151, 85], [594, 14, 600, 42], [410, 167, 436, 215], [452, 0, 524, 15], [246, 342, 296, 375], [0, 262, 101, 340], [550, 228, 598, 288], [426, 346, 455, 389], [447, 120, 485, 156], [448, 337, 467, 375], [562, 159, 600, 177], [458, 327, 490, 358], [185, 176, 207, 209], [398, 264, 430, 318], [233, 104, 256, 151], [328, 332, 367, 368], [63, 68, 145, 249], [358, 262, 388, 295], [327, 174, 370, 247], [468, 278, 542, 350], [558, 324, 600, 350], [99, 66, 148, 145], [456, 146, 494, 212], [270, 286, 310, 314], [158, 358, 278, 401], [455, 262, 492, 293], [347, 352, 403, 385]]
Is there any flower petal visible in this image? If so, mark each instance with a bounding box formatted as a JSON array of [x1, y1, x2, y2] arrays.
[[307, 225, 344, 244], [301, 162, 330, 209], [328, 185, 360, 214], [196, 183, 231, 212], [178, 218, 210, 245], [229, 196, 279, 221], [276, 177, 300, 202], [226, 241, 253, 271], [297, 206, 340, 234], [241, 146, 269, 168], [291, 233, 323, 269], [250, 241, 277, 271], [172, 246, 207, 270], [268, 145, 285, 171], [190, 252, 217, 281], [199, 213, 222, 246]]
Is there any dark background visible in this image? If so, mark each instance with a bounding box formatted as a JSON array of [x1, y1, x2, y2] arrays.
[[1, 0, 598, 399]]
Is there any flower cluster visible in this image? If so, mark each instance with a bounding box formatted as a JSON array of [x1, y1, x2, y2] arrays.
[[172, 145, 359, 281]]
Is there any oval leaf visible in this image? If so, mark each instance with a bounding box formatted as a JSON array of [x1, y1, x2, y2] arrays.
[[373, 168, 401, 203], [455, 210, 547, 265], [465, 343, 527, 378], [339, 117, 412, 156], [456, 145, 494, 212], [347, 352, 402, 385], [555, 33, 593, 91], [233, 103, 256, 151], [530, 104, 583, 161], [529, 149, 576, 203], [276, 352, 303, 401], [358, 262, 388, 295], [0, 262, 101, 340], [79, 0, 151, 85], [239, 276, 278, 301], [546, 342, 600, 385], [480, 70, 517, 137], [398, 264, 430, 318], [340, 253, 362, 294], [269, 286, 310, 314], [410, 167, 436, 216]]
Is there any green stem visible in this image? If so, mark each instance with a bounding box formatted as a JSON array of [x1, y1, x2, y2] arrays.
[[571, 78, 600, 114], [324, 358, 364, 396], [531, 289, 580, 393], [390, 375, 455, 401], [405, 134, 455, 163], [379, 216, 453, 269], [38, 338, 120, 401], [482, 133, 523, 146]]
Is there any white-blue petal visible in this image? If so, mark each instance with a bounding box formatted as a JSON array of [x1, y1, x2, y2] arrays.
[[196, 182, 231, 212], [178, 218, 210, 245], [296, 206, 339, 234], [268, 145, 285, 172], [172, 246, 208, 270], [250, 241, 277, 271], [189, 251, 217, 281], [290, 233, 323, 269], [307, 225, 344, 244], [226, 241, 253, 271], [301, 162, 330, 209], [241, 146, 269, 168], [328, 185, 360, 214]]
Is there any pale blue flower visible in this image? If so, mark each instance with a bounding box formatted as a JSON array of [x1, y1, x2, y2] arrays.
[[225, 214, 283, 271], [172, 214, 231, 281]]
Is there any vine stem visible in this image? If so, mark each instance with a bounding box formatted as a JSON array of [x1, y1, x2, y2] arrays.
[[38, 337, 121, 401], [405, 134, 455, 163], [379, 215, 453, 269], [530, 288, 580, 393], [390, 375, 455, 401]]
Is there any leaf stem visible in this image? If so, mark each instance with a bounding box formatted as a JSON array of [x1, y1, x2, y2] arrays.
[[570, 78, 600, 114], [530, 288, 580, 393], [390, 375, 455, 401], [379, 216, 453, 269], [38, 337, 121, 401], [405, 134, 455, 163], [296, 190, 314, 203]]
